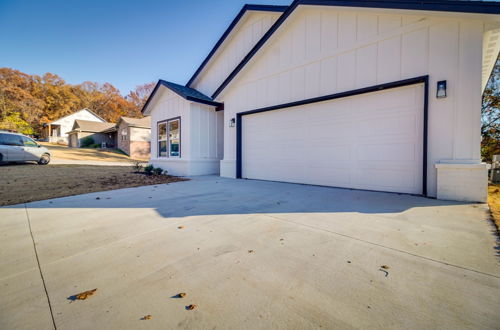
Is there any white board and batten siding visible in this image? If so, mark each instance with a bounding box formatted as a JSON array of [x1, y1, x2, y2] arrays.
[[149, 87, 223, 176], [220, 6, 487, 197], [191, 11, 283, 97]]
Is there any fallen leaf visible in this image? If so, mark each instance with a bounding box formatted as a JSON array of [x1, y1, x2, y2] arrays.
[[141, 315, 152, 320], [177, 226, 184, 229], [69, 288, 97, 301], [186, 304, 197, 310], [248, 250, 254, 253], [177, 293, 186, 298], [381, 265, 390, 269]]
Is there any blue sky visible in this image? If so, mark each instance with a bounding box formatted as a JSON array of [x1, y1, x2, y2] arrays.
[[0, 0, 289, 94]]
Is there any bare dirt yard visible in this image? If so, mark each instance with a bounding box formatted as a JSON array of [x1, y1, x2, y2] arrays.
[[0, 164, 186, 206], [39, 143, 146, 162]]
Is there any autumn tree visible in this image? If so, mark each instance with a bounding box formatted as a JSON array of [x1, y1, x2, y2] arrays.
[[0, 68, 44, 134], [127, 82, 155, 110], [482, 57, 500, 162], [0, 67, 153, 135]]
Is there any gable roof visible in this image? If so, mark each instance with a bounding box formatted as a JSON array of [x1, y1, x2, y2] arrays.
[[120, 116, 151, 128], [186, 4, 288, 88], [141, 80, 222, 114], [50, 108, 105, 124], [211, 0, 500, 99], [72, 119, 116, 133]]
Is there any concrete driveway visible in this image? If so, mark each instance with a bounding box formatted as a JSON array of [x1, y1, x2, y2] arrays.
[[1, 176, 499, 329]]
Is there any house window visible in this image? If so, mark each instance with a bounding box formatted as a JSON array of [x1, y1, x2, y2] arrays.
[[158, 123, 167, 157], [157, 118, 180, 158], [169, 119, 180, 157]]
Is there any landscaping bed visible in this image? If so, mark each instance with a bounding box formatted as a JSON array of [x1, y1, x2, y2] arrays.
[[0, 164, 186, 206]]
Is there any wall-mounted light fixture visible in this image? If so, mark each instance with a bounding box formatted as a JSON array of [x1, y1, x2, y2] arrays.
[[436, 80, 447, 99], [229, 118, 235, 127]]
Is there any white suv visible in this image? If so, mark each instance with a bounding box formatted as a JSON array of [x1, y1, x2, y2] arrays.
[[0, 132, 50, 165]]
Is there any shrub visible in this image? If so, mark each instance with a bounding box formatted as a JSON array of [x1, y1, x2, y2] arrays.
[[144, 164, 154, 176], [88, 143, 101, 148], [131, 161, 143, 173], [80, 137, 95, 147], [153, 167, 163, 175]]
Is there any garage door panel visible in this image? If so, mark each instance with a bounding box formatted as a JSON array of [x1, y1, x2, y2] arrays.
[[357, 143, 416, 161], [309, 144, 351, 162], [358, 113, 418, 138], [306, 168, 352, 187], [354, 168, 417, 193], [242, 84, 424, 194]]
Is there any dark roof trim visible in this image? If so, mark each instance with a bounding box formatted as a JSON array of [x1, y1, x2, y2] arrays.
[[186, 4, 288, 87], [212, 0, 500, 99], [141, 80, 222, 114]]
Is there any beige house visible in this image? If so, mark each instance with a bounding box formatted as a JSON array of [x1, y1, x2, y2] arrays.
[[68, 120, 116, 148], [116, 117, 151, 159]]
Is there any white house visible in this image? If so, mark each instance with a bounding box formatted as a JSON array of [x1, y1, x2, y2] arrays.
[[43, 108, 105, 144], [142, 0, 500, 202]]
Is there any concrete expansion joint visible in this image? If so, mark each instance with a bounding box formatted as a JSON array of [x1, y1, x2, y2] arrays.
[[263, 214, 500, 279], [24, 205, 57, 330]]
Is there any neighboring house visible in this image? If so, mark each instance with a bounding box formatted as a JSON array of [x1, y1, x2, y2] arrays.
[[142, 1, 500, 203], [67, 120, 116, 148], [42, 108, 105, 144], [116, 116, 151, 159]]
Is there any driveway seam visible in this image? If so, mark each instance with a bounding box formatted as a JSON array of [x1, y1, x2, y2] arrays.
[[264, 214, 500, 279], [24, 204, 57, 330]]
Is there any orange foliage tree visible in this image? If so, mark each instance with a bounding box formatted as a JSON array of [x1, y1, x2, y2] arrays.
[[0, 67, 154, 135]]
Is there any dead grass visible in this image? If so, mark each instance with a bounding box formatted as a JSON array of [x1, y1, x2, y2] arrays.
[[39, 143, 147, 162], [0, 164, 186, 206], [487, 184, 500, 235]]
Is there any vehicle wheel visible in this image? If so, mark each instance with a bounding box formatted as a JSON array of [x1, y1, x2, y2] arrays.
[[38, 153, 50, 165]]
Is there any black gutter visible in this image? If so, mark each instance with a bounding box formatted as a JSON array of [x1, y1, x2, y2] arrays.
[[212, 0, 500, 99], [186, 4, 288, 87]]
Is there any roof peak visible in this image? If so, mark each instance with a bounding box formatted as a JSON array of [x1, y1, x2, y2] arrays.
[[185, 3, 288, 87]]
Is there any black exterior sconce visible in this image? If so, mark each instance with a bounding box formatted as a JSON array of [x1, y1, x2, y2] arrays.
[[436, 80, 447, 99]]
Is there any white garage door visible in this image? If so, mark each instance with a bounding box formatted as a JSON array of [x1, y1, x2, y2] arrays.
[[241, 84, 424, 194]]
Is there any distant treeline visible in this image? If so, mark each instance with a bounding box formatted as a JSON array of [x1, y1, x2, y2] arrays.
[[0, 67, 155, 135]]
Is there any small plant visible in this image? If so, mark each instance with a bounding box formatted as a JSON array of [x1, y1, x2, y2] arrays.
[[80, 137, 95, 147], [144, 164, 154, 176], [153, 167, 163, 175], [131, 161, 143, 173]]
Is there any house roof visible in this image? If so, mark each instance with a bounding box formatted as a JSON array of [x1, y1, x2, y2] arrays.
[[186, 4, 288, 88], [120, 116, 151, 128], [211, 0, 500, 99], [72, 120, 116, 133], [141, 80, 222, 114], [49, 108, 105, 124]]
